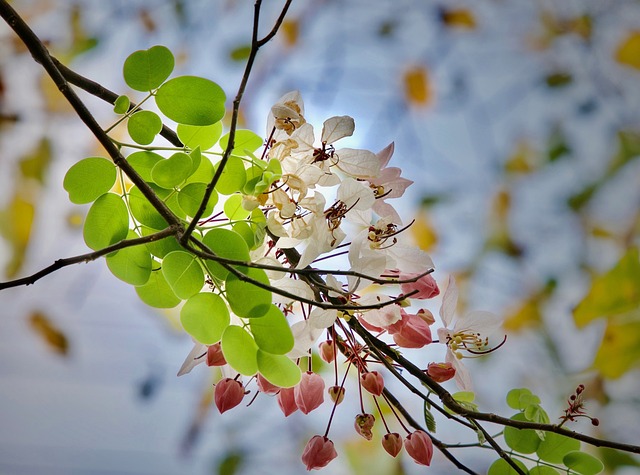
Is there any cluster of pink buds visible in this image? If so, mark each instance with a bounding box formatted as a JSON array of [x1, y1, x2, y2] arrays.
[[559, 384, 599, 427]]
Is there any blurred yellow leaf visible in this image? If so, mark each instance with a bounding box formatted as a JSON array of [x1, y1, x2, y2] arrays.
[[504, 140, 537, 174], [29, 312, 69, 355], [410, 210, 438, 251], [504, 299, 543, 332], [0, 194, 34, 278], [615, 31, 640, 70], [403, 65, 432, 107], [439, 7, 476, 30], [344, 435, 401, 475], [593, 319, 640, 378], [280, 19, 299, 47], [574, 247, 640, 327], [19, 137, 51, 182]]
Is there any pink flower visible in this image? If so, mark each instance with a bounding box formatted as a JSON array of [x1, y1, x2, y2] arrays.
[[360, 371, 385, 396], [214, 378, 244, 414], [301, 435, 338, 470], [294, 371, 325, 414], [206, 343, 227, 367], [400, 272, 439, 299], [391, 310, 433, 348], [426, 362, 456, 383], [277, 387, 298, 417], [354, 413, 376, 440], [328, 385, 345, 405], [256, 374, 280, 395], [382, 433, 403, 457], [369, 142, 413, 224], [318, 340, 335, 363], [405, 430, 433, 466]]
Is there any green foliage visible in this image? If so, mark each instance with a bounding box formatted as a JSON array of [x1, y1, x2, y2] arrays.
[[161, 250, 204, 299], [127, 185, 168, 229], [507, 388, 541, 411], [423, 400, 437, 432], [202, 228, 250, 280], [219, 130, 264, 156], [177, 183, 217, 217], [123, 45, 174, 92], [529, 467, 559, 475], [249, 305, 294, 354], [225, 267, 272, 318], [177, 122, 223, 150], [127, 110, 162, 145], [180, 292, 230, 344], [63, 157, 116, 204], [155, 76, 226, 125], [106, 231, 152, 285], [151, 152, 193, 189], [488, 458, 529, 475], [83, 193, 128, 250], [504, 413, 541, 454], [214, 156, 247, 195], [563, 451, 604, 475], [536, 432, 581, 464], [135, 267, 180, 308], [223, 194, 249, 221], [221, 325, 259, 376], [256, 350, 301, 388], [113, 95, 130, 114], [126, 151, 163, 182]]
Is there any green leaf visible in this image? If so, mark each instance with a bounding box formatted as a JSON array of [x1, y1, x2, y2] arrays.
[[64, 157, 116, 204], [180, 292, 230, 344], [186, 154, 215, 184], [452, 391, 478, 411], [162, 250, 204, 299], [524, 404, 550, 424], [563, 452, 604, 475], [177, 122, 223, 151], [536, 432, 581, 463], [83, 193, 129, 250], [188, 147, 202, 175], [219, 130, 264, 156], [221, 325, 259, 376], [503, 413, 541, 454], [178, 183, 217, 217], [487, 458, 529, 475], [135, 267, 181, 308], [127, 185, 168, 229], [226, 267, 272, 318], [506, 388, 540, 411], [423, 400, 437, 432], [202, 228, 250, 280], [155, 76, 226, 125], [140, 225, 181, 258], [229, 44, 251, 61], [529, 467, 559, 475], [214, 156, 246, 195], [257, 350, 301, 388], [126, 151, 163, 182], [151, 152, 193, 189], [232, 221, 257, 249], [249, 305, 294, 354], [113, 95, 130, 114], [123, 45, 174, 92], [127, 110, 162, 145], [106, 231, 152, 285], [574, 247, 640, 327], [223, 194, 249, 221]]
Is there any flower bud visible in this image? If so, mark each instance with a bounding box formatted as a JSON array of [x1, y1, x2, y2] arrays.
[[214, 378, 244, 414], [256, 374, 280, 395], [392, 311, 432, 349], [301, 435, 338, 470], [416, 308, 435, 325], [318, 340, 335, 364], [354, 413, 375, 440], [400, 272, 440, 299], [294, 371, 325, 414], [360, 371, 385, 396], [277, 387, 298, 417], [426, 362, 456, 383], [382, 432, 403, 457], [206, 342, 226, 367], [328, 385, 345, 405], [405, 430, 433, 466]]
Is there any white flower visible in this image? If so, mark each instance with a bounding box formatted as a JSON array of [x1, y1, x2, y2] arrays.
[[436, 276, 504, 391]]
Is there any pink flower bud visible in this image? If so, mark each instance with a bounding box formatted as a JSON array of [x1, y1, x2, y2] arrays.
[[301, 435, 338, 471], [400, 273, 440, 299], [214, 378, 244, 414], [360, 371, 385, 396], [426, 362, 456, 383], [382, 432, 403, 457], [328, 385, 345, 405], [318, 340, 335, 363], [416, 308, 435, 325], [354, 413, 375, 440], [405, 430, 433, 466], [294, 371, 325, 414], [277, 387, 298, 417], [256, 374, 280, 395], [206, 342, 226, 367], [392, 311, 432, 348]]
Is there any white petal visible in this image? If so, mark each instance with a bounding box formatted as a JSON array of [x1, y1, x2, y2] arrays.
[[288, 320, 324, 358], [446, 350, 473, 391], [376, 142, 395, 168], [309, 307, 338, 329], [337, 177, 375, 210], [272, 277, 315, 305], [457, 310, 503, 337], [177, 342, 207, 376], [358, 294, 402, 328], [439, 275, 458, 327], [321, 116, 355, 144], [334, 148, 380, 179], [386, 244, 434, 274]]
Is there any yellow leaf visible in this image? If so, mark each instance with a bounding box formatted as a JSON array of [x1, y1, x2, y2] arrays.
[[593, 319, 640, 378], [504, 299, 542, 332], [504, 140, 537, 174], [615, 31, 640, 70], [0, 194, 35, 278], [280, 19, 299, 47], [574, 247, 640, 327], [403, 65, 432, 107], [29, 312, 69, 355], [410, 210, 438, 251], [439, 7, 476, 30]]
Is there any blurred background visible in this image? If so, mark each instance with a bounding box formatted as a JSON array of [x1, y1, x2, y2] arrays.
[[1, 0, 639, 474]]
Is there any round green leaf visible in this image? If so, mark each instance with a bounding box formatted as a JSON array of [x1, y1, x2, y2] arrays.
[[113, 95, 130, 114], [186, 154, 215, 184], [155, 76, 225, 125], [506, 388, 541, 411], [202, 228, 250, 280], [487, 458, 529, 475], [257, 350, 301, 388], [123, 45, 174, 92], [504, 413, 541, 454], [83, 193, 129, 250], [536, 432, 581, 464], [188, 147, 202, 176], [213, 156, 246, 195], [126, 151, 163, 182], [219, 129, 263, 156], [127, 110, 162, 145], [140, 225, 181, 258], [106, 231, 152, 285], [135, 267, 181, 308], [180, 293, 230, 344], [64, 157, 116, 204], [529, 467, 560, 475], [162, 250, 204, 299], [250, 305, 294, 354], [225, 267, 271, 318], [177, 122, 223, 151], [563, 451, 604, 475], [151, 152, 193, 189], [223, 194, 249, 221], [232, 221, 256, 249], [221, 325, 258, 376], [178, 183, 217, 217], [128, 185, 168, 229]]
